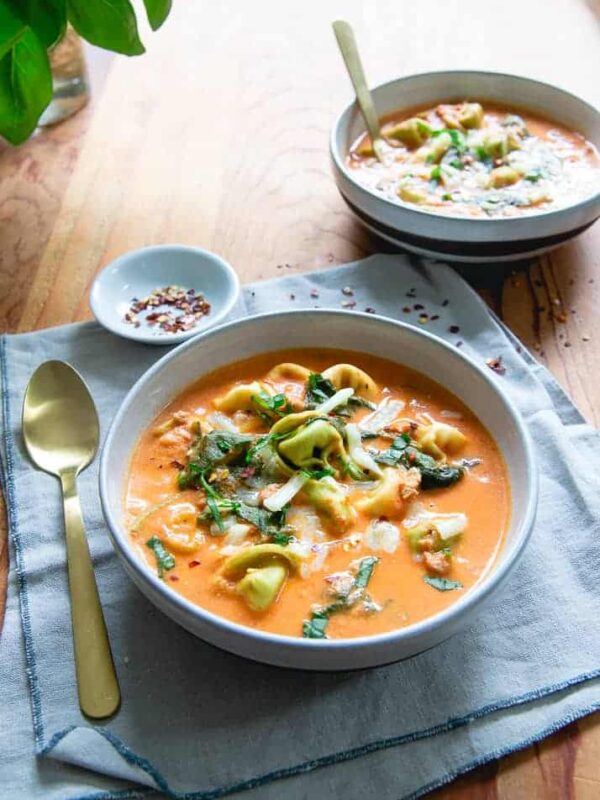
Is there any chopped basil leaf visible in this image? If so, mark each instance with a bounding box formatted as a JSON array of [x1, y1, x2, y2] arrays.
[[251, 391, 292, 418], [525, 169, 543, 183], [305, 372, 337, 407], [430, 165, 442, 183], [302, 467, 335, 480], [424, 576, 463, 591], [302, 611, 331, 639], [179, 431, 256, 486], [354, 556, 378, 590], [146, 536, 175, 578], [432, 128, 466, 153], [302, 556, 379, 638]]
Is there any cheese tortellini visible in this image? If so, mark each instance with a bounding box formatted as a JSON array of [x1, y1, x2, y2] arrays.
[[221, 544, 302, 611], [356, 468, 404, 518], [266, 363, 311, 383], [416, 421, 466, 460], [322, 364, 378, 401], [213, 381, 269, 413]]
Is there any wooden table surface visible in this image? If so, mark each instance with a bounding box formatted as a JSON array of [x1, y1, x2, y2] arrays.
[[0, 0, 598, 796]]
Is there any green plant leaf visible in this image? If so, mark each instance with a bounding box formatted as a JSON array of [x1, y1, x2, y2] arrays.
[[0, 27, 52, 144], [8, 0, 67, 48], [67, 0, 144, 55], [0, 2, 26, 60], [143, 0, 171, 30]]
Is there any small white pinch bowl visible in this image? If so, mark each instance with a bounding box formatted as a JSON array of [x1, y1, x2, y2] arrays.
[[90, 244, 240, 345], [100, 310, 538, 671]]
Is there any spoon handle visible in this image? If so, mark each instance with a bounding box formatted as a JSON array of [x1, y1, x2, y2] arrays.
[[61, 469, 121, 719], [332, 20, 381, 146]]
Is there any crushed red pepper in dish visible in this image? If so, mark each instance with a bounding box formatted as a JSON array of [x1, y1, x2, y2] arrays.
[[124, 285, 211, 334]]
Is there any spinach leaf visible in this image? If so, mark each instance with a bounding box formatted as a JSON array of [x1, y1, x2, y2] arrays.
[[146, 536, 175, 578], [305, 372, 337, 406], [180, 431, 256, 486], [245, 430, 292, 464], [201, 496, 292, 543], [302, 556, 379, 639], [407, 449, 464, 489], [373, 436, 463, 489], [424, 576, 463, 592], [372, 433, 411, 466]]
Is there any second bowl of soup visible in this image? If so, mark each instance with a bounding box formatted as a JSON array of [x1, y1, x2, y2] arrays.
[[331, 71, 600, 262], [100, 311, 537, 669]]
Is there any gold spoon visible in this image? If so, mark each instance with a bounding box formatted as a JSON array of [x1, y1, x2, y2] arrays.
[[332, 19, 384, 161], [22, 360, 120, 720]]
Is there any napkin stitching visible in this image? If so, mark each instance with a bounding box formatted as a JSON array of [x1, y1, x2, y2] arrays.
[[68, 698, 600, 800], [0, 336, 46, 748], [42, 672, 600, 800]]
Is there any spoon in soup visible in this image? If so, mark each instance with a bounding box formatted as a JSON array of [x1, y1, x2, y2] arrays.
[[22, 360, 120, 720], [332, 19, 384, 162]]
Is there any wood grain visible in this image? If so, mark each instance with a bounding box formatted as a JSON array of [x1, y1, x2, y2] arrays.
[[0, 0, 598, 796]]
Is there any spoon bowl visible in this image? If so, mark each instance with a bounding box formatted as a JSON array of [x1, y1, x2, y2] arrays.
[[23, 360, 120, 720], [23, 361, 99, 476]]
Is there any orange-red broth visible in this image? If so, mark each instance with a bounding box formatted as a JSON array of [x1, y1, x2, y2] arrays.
[[126, 350, 510, 639]]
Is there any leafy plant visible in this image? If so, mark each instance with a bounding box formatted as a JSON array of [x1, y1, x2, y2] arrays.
[[0, 0, 172, 144]]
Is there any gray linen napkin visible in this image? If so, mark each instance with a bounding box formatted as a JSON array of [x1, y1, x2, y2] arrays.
[[1, 254, 599, 800]]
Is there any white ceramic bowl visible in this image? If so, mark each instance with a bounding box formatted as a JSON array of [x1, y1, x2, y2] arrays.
[[100, 310, 538, 670], [90, 244, 240, 345], [331, 71, 600, 263]]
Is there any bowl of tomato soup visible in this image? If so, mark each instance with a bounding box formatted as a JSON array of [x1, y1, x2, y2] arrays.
[[330, 71, 600, 262], [100, 310, 537, 670]]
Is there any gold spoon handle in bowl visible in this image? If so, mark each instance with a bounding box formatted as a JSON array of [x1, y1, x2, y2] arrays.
[[332, 20, 383, 156], [61, 469, 120, 719]]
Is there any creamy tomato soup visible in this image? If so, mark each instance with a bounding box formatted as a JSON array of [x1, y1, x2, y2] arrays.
[[347, 101, 600, 217], [126, 350, 510, 639]]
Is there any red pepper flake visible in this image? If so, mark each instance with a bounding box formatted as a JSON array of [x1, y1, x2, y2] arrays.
[[486, 356, 506, 375], [239, 465, 256, 479], [170, 460, 185, 470], [188, 560, 201, 568], [430, 314, 439, 321], [169, 575, 179, 582], [564, 341, 572, 348], [342, 286, 354, 296], [402, 306, 411, 313], [554, 311, 568, 323], [341, 300, 356, 309], [310, 289, 320, 298], [413, 303, 424, 310], [124, 285, 211, 335], [408, 451, 416, 462], [449, 325, 460, 334], [364, 307, 376, 314]]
